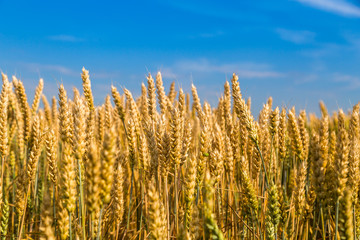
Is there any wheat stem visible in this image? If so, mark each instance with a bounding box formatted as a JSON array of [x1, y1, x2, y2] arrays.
[[255, 143, 269, 189], [78, 159, 86, 240], [335, 199, 339, 240]]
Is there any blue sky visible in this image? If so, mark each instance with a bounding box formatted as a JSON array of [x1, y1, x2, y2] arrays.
[[1, 0, 360, 114]]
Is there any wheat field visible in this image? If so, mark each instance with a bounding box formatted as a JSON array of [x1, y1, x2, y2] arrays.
[[0, 68, 357, 239]]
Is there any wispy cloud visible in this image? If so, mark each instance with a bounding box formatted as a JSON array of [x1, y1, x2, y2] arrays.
[[333, 73, 360, 89], [276, 28, 315, 44], [342, 33, 360, 51], [48, 35, 84, 42], [172, 59, 284, 78], [160, 68, 177, 79], [237, 70, 284, 78], [188, 31, 224, 39], [294, 73, 319, 84], [295, 0, 360, 17], [300, 43, 345, 57], [21, 63, 121, 81], [296, 31, 360, 59], [92, 72, 120, 79], [21, 62, 78, 76]]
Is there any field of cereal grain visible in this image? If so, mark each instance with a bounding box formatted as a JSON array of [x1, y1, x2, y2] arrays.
[[0, 68, 357, 239]]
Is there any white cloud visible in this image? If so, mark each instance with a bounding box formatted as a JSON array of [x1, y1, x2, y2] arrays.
[[92, 72, 120, 79], [21, 62, 78, 76], [294, 73, 319, 84], [173, 59, 284, 78], [298, 32, 360, 59], [160, 68, 177, 79], [333, 73, 360, 89], [19, 63, 123, 83], [276, 28, 315, 44], [48, 35, 84, 42], [300, 43, 344, 57], [188, 31, 224, 39], [237, 70, 283, 78], [295, 0, 360, 17], [342, 33, 360, 50]]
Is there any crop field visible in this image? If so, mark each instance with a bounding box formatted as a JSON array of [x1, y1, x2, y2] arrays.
[[0, 68, 357, 239]]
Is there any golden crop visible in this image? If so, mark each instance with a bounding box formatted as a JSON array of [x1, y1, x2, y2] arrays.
[[0, 68, 357, 239]]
